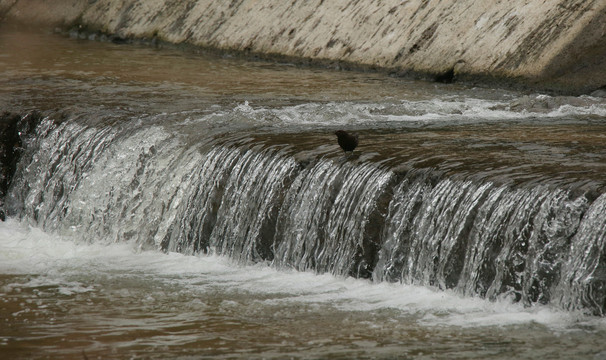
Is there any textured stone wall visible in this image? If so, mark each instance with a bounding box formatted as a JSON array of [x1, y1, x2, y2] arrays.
[[1, 0, 605, 93]]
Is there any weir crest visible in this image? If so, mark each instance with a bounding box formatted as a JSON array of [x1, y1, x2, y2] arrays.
[[5, 113, 606, 315]]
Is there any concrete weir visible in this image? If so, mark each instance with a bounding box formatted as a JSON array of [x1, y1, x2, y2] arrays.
[[1, 0, 606, 93]]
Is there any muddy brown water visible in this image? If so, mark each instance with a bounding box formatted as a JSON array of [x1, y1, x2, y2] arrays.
[[2, 28, 606, 359]]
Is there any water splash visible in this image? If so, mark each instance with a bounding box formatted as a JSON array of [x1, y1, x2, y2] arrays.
[[204, 96, 606, 128], [6, 115, 606, 315], [273, 159, 393, 277]]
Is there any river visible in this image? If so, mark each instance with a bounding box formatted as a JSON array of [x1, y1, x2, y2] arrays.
[[1, 28, 606, 359]]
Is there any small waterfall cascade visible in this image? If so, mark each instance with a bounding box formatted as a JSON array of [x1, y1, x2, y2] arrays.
[[272, 159, 394, 277], [5, 114, 606, 315]]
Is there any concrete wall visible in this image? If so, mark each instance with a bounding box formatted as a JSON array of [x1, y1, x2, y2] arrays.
[[2, 0, 605, 93]]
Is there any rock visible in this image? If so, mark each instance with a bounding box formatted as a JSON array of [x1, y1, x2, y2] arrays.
[[590, 88, 606, 98], [0, 111, 44, 218]]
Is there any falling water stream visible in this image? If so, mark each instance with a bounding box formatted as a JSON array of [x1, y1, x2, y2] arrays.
[[2, 28, 606, 359]]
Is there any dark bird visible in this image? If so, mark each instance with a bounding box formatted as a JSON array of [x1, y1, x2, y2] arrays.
[[334, 130, 359, 153]]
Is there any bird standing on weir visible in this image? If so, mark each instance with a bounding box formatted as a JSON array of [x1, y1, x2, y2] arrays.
[[334, 130, 359, 153]]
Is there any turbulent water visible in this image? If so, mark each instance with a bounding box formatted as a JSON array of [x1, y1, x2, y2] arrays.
[[2, 28, 606, 359]]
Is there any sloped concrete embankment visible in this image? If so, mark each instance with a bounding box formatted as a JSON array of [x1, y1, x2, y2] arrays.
[[1, 0, 606, 93]]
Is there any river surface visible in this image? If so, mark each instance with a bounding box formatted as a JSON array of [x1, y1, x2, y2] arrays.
[[1, 28, 606, 359]]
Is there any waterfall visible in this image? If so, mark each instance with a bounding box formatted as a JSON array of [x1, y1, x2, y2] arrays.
[[5, 114, 606, 315], [272, 159, 394, 278], [374, 177, 594, 307]]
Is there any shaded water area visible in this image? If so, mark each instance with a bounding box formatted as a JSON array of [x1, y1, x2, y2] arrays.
[[2, 28, 606, 359]]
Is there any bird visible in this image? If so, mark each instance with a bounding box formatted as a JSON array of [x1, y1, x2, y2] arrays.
[[334, 130, 359, 153]]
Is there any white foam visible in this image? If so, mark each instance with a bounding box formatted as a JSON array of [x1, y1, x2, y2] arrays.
[[1, 219, 604, 330], [190, 96, 606, 128]]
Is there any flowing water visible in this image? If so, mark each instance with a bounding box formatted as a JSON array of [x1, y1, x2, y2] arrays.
[[2, 27, 606, 359]]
